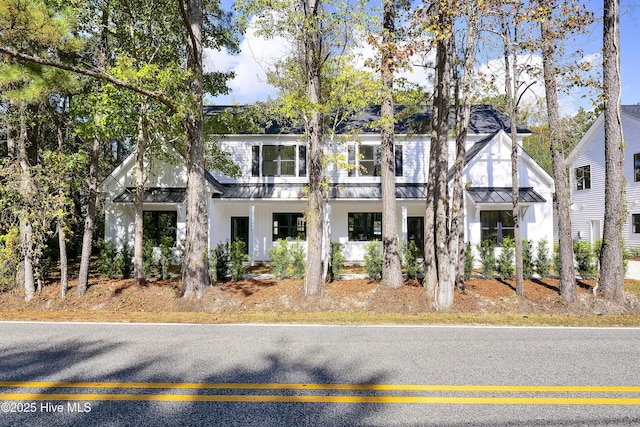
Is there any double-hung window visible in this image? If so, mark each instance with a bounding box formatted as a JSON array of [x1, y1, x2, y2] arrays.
[[480, 210, 514, 245], [575, 165, 591, 190], [262, 145, 295, 176], [252, 145, 307, 177], [348, 145, 403, 177], [634, 154, 640, 182]]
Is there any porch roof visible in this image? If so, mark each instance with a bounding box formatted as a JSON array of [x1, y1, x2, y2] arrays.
[[466, 187, 546, 204], [113, 187, 187, 203], [216, 183, 428, 200]]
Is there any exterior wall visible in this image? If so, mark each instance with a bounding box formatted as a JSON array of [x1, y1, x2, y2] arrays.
[[569, 113, 640, 248], [462, 132, 555, 259], [101, 150, 191, 249], [103, 131, 555, 264]]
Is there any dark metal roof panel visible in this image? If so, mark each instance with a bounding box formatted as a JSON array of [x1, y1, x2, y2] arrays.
[[218, 183, 427, 200], [204, 105, 530, 136], [467, 187, 546, 204], [113, 188, 187, 203]]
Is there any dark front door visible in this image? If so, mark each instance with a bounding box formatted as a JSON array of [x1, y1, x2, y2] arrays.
[[407, 216, 424, 256], [231, 217, 249, 254]]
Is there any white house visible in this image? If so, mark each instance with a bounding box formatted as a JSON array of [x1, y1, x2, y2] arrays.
[[567, 105, 640, 247], [101, 105, 555, 263]]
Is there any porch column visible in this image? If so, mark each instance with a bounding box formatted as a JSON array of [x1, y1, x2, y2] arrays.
[[249, 205, 255, 266], [401, 205, 408, 244]]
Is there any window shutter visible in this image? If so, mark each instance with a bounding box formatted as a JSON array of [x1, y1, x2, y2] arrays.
[[252, 146, 260, 177], [298, 145, 307, 177], [348, 145, 355, 177], [395, 144, 403, 177]]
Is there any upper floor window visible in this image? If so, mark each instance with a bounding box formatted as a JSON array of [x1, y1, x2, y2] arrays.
[[348, 144, 403, 177], [634, 154, 640, 182], [575, 165, 591, 190], [348, 212, 382, 241], [480, 210, 514, 246], [252, 145, 306, 177]]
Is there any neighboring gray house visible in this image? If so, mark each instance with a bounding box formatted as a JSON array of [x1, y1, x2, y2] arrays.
[[102, 105, 555, 263], [567, 105, 640, 247]]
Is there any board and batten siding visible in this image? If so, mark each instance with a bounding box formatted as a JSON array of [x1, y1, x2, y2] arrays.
[[569, 112, 640, 248]]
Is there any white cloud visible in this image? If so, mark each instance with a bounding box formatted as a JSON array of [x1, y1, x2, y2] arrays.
[[204, 17, 290, 104]]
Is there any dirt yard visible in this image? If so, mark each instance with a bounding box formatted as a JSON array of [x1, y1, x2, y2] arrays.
[[2, 273, 639, 322]]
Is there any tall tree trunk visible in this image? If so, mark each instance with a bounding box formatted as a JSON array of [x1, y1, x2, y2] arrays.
[[540, 9, 576, 303], [503, 19, 524, 297], [17, 106, 36, 301], [77, 132, 100, 296], [451, 6, 478, 291], [303, 0, 325, 297], [380, 0, 403, 289], [54, 107, 69, 298], [78, 0, 110, 297], [598, 0, 625, 302], [133, 109, 148, 286], [181, 0, 211, 298], [57, 220, 68, 298], [425, 24, 454, 308]]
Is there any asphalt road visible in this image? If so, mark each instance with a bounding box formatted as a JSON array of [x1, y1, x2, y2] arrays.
[[0, 322, 639, 426]]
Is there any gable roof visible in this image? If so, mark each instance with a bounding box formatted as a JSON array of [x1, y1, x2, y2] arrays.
[[447, 130, 554, 188], [204, 104, 530, 136], [101, 146, 224, 196], [447, 132, 496, 181], [567, 105, 640, 165]]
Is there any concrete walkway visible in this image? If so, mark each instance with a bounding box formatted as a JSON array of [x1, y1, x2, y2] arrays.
[[626, 260, 640, 280]]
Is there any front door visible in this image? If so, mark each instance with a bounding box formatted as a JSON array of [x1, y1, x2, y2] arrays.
[[231, 217, 249, 254], [407, 216, 424, 256]]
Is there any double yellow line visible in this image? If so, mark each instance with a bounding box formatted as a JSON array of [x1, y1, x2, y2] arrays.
[[1, 381, 640, 405]]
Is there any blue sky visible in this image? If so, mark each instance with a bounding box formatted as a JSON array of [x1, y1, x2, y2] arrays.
[[207, 0, 640, 115], [617, 1, 640, 105]]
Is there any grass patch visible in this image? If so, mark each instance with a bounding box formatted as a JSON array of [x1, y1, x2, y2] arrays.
[[2, 309, 640, 327]]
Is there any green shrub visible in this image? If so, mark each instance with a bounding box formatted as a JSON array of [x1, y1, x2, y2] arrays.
[[628, 245, 640, 259], [329, 242, 345, 280], [142, 239, 155, 277], [0, 227, 20, 291], [464, 241, 474, 281], [97, 240, 121, 278], [290, 239, 306, 279], [574, 240, 597, 278], [120, 240, 133, 279], [477, 239, 496, 278], [159, 236, 175, 280], [364, 240, 382, 280], [496, 237, 515, 280], [536, 239, 551, 278], [522, 239, 534, 280], [210, 241, 230, 282], [401, 240, 419, 280], [230, 239, 249, 281], [269, 239, 290, 279], [553, 243, 560, 276]]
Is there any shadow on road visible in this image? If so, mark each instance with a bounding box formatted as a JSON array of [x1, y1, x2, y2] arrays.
[[0, 336, 388, 426]]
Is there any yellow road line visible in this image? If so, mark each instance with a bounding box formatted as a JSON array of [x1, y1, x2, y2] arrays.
[[1, 393, 640, 405], [1, 381, 639, 394]]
